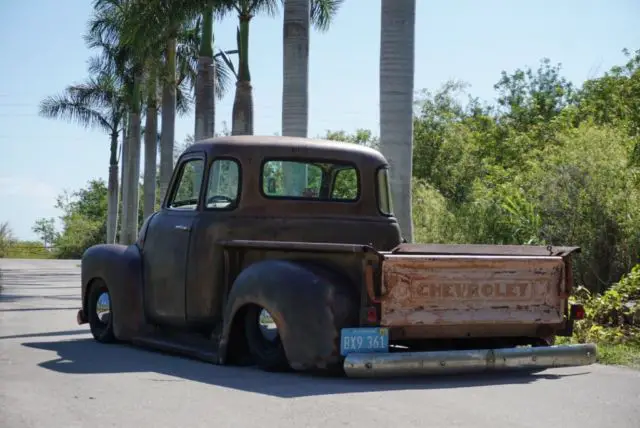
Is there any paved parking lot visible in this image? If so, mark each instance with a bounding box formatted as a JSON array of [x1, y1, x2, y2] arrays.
[[2, 259, 639, 428]]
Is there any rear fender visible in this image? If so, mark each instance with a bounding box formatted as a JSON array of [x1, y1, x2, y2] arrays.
[[81, 243, 146, 341], [219, 259, 359, 371]]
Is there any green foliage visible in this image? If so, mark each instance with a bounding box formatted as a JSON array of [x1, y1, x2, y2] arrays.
[[558, 265, 640, 365], [55, 214, 105, 259], [410, 51, 640, 293], [323, 129, 379, 149], [50, 178, 145, 259], [53, 179, 109, 258]]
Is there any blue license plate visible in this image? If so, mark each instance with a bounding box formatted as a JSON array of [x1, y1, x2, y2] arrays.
[[340, 327, 389, 356]]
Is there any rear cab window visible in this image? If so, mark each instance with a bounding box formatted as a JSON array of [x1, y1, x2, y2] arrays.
[[262, 160, 360, 201]]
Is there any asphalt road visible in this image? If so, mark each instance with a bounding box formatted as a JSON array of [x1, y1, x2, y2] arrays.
[[1, 259, 639, 428]]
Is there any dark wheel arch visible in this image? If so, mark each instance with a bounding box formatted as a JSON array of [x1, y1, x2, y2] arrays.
[[219, 259, 359, 372]]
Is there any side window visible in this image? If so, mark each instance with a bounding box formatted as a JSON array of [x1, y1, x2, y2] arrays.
[[377, 167, 393, 215], [168, 158, 205, 210], [206, 159, 240, 209]]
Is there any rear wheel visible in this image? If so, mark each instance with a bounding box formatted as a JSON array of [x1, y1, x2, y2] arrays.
[[244, 305, 289, 372], [87, 279, 116, 343]]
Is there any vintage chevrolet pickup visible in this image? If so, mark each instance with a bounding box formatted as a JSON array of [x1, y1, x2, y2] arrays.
[[76, 135, 596, 377]]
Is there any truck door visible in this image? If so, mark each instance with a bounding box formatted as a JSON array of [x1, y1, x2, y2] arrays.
[[142, 154, 205, 326]]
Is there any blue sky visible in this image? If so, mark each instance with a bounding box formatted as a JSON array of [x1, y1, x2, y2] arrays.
[[0, 0, 638, 241]]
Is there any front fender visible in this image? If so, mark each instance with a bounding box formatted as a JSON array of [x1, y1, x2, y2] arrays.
[[81, 243, 146, 341], [219, 259, 359, 371]]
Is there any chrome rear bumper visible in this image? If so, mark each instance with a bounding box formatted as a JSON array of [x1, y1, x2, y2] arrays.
[[343, 343, 597, 378]]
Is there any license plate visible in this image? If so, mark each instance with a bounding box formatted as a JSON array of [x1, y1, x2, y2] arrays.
[[340, 327, 389, 356]]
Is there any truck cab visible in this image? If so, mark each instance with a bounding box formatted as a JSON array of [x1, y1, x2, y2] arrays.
[[137, 136, 402, 328]]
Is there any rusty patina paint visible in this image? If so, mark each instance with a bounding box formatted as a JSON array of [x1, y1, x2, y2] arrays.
[[77, 135, 583, 373], [380, 255, 567, 328]]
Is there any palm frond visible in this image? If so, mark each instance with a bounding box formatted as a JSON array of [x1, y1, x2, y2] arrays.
[[39, 93, 113, 133], [310, 0, 344, 32], [214, 53, 234, 100], [69, 74, 116, 107], [176, 79, 193, 116], [250, 0, 280, 16]]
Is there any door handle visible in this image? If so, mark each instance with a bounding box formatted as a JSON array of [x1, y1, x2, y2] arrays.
[[175, 225, 190, 231]]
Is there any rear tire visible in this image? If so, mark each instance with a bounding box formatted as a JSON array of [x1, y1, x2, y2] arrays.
[[87, 279, 116, 343], [244, 305, 290, 372]]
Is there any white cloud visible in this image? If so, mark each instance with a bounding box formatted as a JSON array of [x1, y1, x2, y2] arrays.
[[0, 176, 59, 200]]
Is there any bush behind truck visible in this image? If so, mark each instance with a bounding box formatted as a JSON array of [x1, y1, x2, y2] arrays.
[[76, 136, 596, 377]]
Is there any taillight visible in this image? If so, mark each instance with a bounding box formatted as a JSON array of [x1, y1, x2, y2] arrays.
[[570, 304, 586, 320], [366, 306, 377, 323]]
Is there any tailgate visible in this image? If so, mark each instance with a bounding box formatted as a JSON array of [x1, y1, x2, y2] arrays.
[[380, 254, 568, 327]]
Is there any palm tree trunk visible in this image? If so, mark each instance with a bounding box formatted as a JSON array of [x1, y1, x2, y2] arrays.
[[282, 0, 309, 138], [159, 36, 177, 205], [194, 5, 216, 141], [121, 72, 143, 245], [282, 0, 310, 195], [231, 16, 254, 136], [106, 131, 120, 244], [119, 123, 128, 245], [122, 111, 142, 244], [143, 99, 158, 220], [379, 0, 416, 243]]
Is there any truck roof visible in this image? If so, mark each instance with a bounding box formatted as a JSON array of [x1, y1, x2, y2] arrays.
[[185, 135, 388, 167]]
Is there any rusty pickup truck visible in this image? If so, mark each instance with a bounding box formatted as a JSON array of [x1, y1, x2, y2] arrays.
[[76, 135, 596, 377]]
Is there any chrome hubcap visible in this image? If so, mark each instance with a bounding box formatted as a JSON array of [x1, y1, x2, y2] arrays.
[[96, 291, 111, 324], [258, 308, 278, 342]]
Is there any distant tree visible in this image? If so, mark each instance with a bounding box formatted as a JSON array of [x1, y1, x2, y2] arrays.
[[0, 221, 16, 258], [32, 218, 58, 248], [493, 57, 576, 132]]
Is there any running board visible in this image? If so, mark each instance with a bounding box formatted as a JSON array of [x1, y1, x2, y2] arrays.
[[343, 343, 597, 378], [132, 334, 219, 364]]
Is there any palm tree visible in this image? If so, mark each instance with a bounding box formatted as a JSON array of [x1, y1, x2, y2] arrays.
[[194, 6, 217, 141], [142, 63, 160, 220], [229, 0, 278, 135], [88, 0, 146, 245], [379, 0, 416, 242], [39, 71, 126, 245], [88, 0, 199, 241], [280, 0, 343, 195], [119, 0, 235, 204]]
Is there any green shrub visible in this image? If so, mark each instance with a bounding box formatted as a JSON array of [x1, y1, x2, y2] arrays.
[[569, 264, 640, 346]]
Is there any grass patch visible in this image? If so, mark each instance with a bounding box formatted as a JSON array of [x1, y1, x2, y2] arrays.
[[2, 241, 54, 260], [5, 248, 54, 259], [557, 333, 640, 370], [596, 342, 640, 368]]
